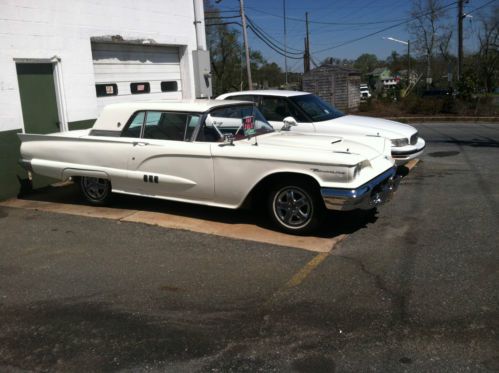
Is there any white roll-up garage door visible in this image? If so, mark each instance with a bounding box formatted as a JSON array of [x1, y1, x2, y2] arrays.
[[92, 42, 183, 111]]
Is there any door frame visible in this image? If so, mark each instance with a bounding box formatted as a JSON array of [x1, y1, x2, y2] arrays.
[[14, 56, 69, 132]]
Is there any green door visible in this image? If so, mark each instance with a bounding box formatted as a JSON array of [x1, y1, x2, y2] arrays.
[[16, 63, 60, 134], [16, 63, 60, 189]]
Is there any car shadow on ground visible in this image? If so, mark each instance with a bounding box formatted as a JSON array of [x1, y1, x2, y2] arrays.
[[16, 181, 383, 239]]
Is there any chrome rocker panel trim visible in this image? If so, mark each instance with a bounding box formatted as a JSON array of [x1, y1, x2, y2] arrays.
[[321, 167, 399, 211]]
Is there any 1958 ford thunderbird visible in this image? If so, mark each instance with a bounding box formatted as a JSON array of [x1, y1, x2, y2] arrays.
[[19, 100, 399, 234]]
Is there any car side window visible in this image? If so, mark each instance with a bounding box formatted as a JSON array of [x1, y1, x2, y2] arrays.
[[211, 106, 253, 119], [142, 111, 199, 141], [260, 96, 308, 122], [122, 111, 145, 138], [260, 96, 290, 121]]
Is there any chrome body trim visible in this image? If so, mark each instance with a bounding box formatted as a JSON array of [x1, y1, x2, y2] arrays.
[[321, 167, 399, 211], [391, 137, 426, 165]]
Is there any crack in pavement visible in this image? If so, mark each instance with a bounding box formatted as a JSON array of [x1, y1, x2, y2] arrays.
[[334, 254, 410, 326]]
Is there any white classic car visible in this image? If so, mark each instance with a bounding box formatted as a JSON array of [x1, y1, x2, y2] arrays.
[[217, 90, 426, 164], [19, 100, 399, 234]]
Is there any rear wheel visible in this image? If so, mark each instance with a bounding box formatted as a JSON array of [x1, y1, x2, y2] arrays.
[[79, 176, 112, 205], [267, 180, 323, 234]]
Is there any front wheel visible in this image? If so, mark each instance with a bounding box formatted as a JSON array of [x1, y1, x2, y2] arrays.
[[79, 176, 112, 205], [267, 181, 323, 235]]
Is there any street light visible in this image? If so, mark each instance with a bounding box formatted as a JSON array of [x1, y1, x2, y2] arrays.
[[383, 36, 411, 84]]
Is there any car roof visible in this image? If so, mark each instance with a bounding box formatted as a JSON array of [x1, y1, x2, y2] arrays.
[[217, 90, 310, 99], [101, 99, 250, 113], [92, 99, 252, 132]]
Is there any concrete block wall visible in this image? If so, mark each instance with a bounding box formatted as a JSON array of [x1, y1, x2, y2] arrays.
[[0, 0, 200, 134], [0, 0, 204, 199]]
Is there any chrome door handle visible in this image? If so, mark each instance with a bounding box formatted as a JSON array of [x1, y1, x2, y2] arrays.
[[133, 141, 149, 147]]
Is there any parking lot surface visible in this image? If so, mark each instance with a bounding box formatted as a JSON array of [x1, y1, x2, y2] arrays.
[[0, 122, 498, 372]]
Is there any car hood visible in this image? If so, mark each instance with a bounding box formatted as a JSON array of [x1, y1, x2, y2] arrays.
[[255, 131, 388, 161], [321, 115, 417, 139]]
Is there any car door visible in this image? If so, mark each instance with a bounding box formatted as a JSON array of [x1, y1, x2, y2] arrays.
[[125, 110, 215, 201], [258, 95, 315, 132]]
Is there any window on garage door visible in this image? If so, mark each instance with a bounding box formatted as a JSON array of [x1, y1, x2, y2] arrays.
[[131, 82, 150, 94], [95, 83, 118, 97], [161, 81, 178, 92]]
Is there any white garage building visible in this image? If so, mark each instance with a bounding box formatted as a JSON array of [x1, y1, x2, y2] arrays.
[[0, 0, 211, 199]]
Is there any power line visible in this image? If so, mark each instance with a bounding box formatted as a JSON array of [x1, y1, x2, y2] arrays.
[[312, 1, 459, 54], [246, 6, 415, 26], [246, 21, 303, 59], [205, 15, 242, 20], [465, 0, 498, 16], [247, 16, 303, 52], [204, 9, 240, 14], [205, 21, 242, 27], [246, 16, 303, 54]]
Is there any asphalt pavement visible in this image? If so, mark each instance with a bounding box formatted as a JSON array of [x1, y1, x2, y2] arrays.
[[0, 122, 498, 372]]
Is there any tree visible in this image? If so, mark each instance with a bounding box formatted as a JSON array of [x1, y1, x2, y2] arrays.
[[204, 1, 244, 95], [475, 6, 499, 92], [253, 62, 283, 88], [353, 53, 379, 76], [408, 0, 449, 89], [386, 50, 402, 72], [204, 0, 285, 94]]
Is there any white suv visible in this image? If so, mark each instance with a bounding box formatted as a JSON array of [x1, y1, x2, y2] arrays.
[[360, 84, 371, 99]]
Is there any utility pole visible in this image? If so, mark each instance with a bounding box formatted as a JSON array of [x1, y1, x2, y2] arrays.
[[457, 0, 466, 82], [239, 0, 252, 89], [283, 0, 288, 86], [304, 12, 310, 73]]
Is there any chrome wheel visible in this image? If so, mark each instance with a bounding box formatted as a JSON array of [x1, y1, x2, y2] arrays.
[[273, 186, 313, 229], [80, 177, 111, 204]]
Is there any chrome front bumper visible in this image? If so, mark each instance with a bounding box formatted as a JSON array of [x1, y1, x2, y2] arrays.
[[321, 167, 400, 211], [392, 138, 426, 165]]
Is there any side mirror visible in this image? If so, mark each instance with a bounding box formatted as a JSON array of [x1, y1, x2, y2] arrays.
[[223, 134, 234, 145], [282, 116, 298, 131], [218, 133, 235, 147]]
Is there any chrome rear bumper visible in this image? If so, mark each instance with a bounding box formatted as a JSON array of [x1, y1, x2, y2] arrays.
[[321, 167, 399, 211]]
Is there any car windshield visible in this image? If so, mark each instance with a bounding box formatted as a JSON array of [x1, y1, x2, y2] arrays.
[[205, 104, 274, 141], [290, 94, 344, 122]]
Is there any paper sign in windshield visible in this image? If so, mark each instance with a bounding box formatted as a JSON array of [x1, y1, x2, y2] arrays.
[[242, 116, 256, 136]]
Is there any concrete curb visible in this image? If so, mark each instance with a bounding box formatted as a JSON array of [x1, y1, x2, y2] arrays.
[[385, 116, 499, 123]]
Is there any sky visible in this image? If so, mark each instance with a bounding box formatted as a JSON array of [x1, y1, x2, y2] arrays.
[[210, 0, 497, 72]]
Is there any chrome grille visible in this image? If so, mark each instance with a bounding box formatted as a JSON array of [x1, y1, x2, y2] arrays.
[[410, 133, 418, 145]]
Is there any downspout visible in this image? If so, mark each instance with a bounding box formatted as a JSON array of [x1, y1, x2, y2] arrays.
[[193, 0, 207, 50], [51, 56, 69, 132], [193, 0, 212, 98]]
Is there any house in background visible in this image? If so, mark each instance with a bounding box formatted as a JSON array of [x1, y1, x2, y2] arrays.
[[369, 67, 398, 91], [0, 0, 211, 200], [302, 64, 361, 112]]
